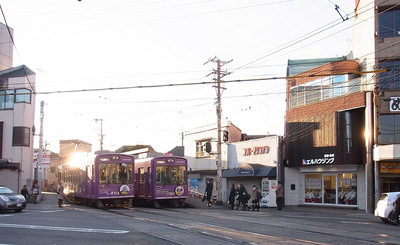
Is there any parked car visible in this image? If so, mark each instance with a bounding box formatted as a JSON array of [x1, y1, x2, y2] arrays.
[[374, 191, 400, 223], [0, 186, 27, 213]]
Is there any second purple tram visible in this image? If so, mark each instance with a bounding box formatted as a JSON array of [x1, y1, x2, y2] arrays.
[[134, 156, 188, 207], [58, 153, 135, 208]]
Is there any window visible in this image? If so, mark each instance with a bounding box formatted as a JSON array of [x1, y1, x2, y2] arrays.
[[15, 89, 31, 103], [99, 163, 132, 184], [378, 60, 400, 90], [379, 114, 400, 144], [196, 140, 211, 158], [338, 174, 357, 205], [138, 168, 144, 183], [305, 174, 322, 203], [378, 7, 400, 38], [289, 75, 361, 108], [305, 173, 357, 205], [156, 165, 186, 185], [0, 90, 14, 110], [12, 127, 30, 146]]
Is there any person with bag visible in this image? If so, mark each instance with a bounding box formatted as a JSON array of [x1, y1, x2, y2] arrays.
[[31, 180, 39, 204], [252, 185, 260, 211], [228, 184, 236, 210], [57, 183, 64, 208], [20, 185, 30, 202], [237, 184, 250, 211]]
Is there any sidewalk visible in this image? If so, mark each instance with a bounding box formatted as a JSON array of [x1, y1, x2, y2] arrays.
[[26, 192, 69, 210], [185, 194, 375, 219]]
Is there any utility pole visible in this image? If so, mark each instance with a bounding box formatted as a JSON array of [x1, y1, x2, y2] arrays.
[[95, 119, 104, 151], [37, 101, 45, 201], [204, 57, 232, 205]]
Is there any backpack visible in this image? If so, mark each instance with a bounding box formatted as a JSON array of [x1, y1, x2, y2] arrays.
[[257, 191, 262, 200]]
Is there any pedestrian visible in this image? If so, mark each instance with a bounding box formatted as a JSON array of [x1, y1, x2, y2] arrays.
[[57, 183, 64, 208], [237, 184, 250, 211], [205, 179, 213, 207], [275, 181, 284, 210], [32, 180, 39, 204], [252, 185, 260, 211], [390, 194, 400, 225], [20, 185, 30, 201], [228, 184, 236, 210]]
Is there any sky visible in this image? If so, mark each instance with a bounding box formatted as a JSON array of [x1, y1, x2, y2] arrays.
[[1, 0, 355, 153]]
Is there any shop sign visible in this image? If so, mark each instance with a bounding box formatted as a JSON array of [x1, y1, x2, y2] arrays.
[[302, 154, 335, 165], [390, 97, 400, 112], [380, 162, 400, 173], [0, 78, 8, 88], [243, 146, 270, 156]]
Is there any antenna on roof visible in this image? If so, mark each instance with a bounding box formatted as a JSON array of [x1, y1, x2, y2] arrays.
[[335, 5, 349, 22]]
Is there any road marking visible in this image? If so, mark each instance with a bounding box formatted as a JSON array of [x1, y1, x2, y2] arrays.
[[341, 221, 372, 225], [0, 223, 129, 234]]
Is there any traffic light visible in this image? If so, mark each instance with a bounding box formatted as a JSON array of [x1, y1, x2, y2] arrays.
[[223, 130, 228, 142]]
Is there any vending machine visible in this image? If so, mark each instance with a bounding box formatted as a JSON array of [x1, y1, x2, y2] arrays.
[[260, 178, 277, 208]]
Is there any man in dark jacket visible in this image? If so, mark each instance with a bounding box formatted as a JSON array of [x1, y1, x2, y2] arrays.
[[205, 180, 213, 207]]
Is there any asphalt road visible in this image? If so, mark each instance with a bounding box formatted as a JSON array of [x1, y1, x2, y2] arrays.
[[0, 193, 399, 245]]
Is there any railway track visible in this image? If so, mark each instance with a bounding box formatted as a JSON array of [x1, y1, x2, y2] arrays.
[[72, 205, 400, 244]]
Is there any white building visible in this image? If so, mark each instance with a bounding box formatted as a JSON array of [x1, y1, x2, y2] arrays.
[[0, 22, 36, 192], [184, 121, 282, 202]]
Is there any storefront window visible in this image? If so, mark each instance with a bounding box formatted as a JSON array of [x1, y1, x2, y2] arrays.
[[305, 174, 322, 203], [305, 173, 357, 205], [338, 174, 357, 205]]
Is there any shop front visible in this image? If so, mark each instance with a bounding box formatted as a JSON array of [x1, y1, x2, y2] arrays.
[[304, 172, 357, 205], [285, 162, 366, 209], [379, 162, 400, 193]]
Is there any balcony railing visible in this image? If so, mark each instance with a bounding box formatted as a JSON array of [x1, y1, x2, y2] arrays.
[[289, 77, 363, 108]]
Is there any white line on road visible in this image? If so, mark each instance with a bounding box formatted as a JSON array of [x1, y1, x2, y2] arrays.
[[0, 223, 129, 234]]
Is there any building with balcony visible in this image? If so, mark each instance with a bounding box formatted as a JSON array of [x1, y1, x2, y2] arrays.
[[0, 22, 36, 192], [284, 0, 400, 213], [284, 58, 366, 209]]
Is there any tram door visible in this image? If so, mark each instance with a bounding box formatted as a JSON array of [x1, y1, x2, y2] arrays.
[[86, 165, 93, 197], [147, 167, 151, 198], [137, 167, 145, 197]]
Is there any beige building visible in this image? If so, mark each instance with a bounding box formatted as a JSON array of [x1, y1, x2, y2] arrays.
[[0, 22, 36, 192]]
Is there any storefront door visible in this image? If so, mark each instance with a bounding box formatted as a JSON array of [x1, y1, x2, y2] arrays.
[[323, 175, 336, 204]]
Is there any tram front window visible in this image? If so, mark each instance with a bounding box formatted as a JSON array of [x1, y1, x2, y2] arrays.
[[156, 166, 186, 185], [99, 163, 132, 184]]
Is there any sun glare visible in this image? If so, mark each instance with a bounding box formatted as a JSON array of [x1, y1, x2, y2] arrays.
[[67, 152, 92, 168]]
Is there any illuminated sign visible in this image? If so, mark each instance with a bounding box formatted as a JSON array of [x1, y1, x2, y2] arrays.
[[302, 154, 335, 165], [380, 162, 400, 173], [243, 146, 270, 156]]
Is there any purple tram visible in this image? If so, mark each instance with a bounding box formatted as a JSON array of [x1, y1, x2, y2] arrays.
[[57, 153, 135, 208], [134, 156, 188, 207]]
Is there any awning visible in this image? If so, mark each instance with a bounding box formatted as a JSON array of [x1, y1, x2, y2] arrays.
[[222, 163, 276, 178]]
